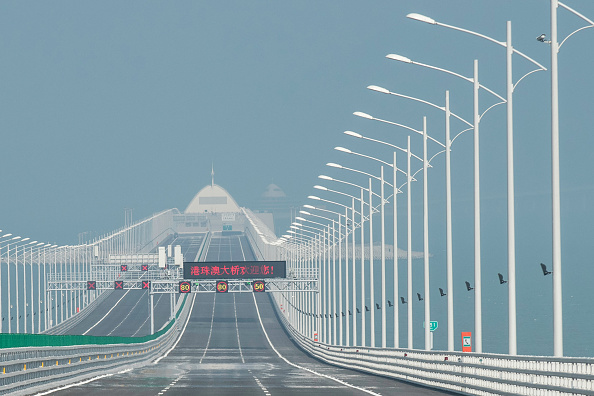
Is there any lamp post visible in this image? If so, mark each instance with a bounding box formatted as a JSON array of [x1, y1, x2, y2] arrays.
[[333, 148, 402, 348], [407, 12, 547, 355], [387, 54, 507, 352], [299, 209, 335, 344], [292, 221, 330, 340], [312, 186, 364, 347], [324, 163, 386, 347], [0, 232, 12, 332], [308, 196, 352, 345], [6, 236, 23, 333], [547, 1, 594, 357], [361, 90, 471, 351], [338, 132, 431, 350], [4, 235, 21, 333]]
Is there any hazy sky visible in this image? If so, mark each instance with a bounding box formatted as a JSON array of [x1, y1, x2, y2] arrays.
[[1, 1, 594, 354]]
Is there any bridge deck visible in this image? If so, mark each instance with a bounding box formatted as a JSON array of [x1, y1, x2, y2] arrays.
[[45, 232, 453, 394], [51, 293, 452, 395]]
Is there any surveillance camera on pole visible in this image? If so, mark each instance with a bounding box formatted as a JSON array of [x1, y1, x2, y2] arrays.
[[536, 33, 551, 43]]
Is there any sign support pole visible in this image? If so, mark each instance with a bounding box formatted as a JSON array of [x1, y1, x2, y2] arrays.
[[150, 292, 154, 335]]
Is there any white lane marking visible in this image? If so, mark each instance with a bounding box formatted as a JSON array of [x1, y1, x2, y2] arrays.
[[238, 236, 246, 260], [153, 294, 196, 364], [233, 293, 245, 363], [34, 368, 133, 395], [199, 293, 217, 364], [252, 293, 381, 396], [83, 290, 131, 335], [107, 290, 147, 336], [132, 293, 164, 336]]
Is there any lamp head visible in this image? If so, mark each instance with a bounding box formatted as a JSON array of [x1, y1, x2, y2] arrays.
[[386, 54, 413, 63], [318, 175, 333, 181], [353, 111, 373, 119], [367, 85, 390, 94], [326, 162, 343, 169], [303, 205, 316, 210], [300, 210, 312, 215], [334, 146, 352, 154], [307, 195, 321, 201], [313, 185, 328, 191], [1, 233, 12, 238], [344, 131, 362, 139], [536, 33, 548, 43], [22, 237, 30, 242], [406, 13, 436, 24], [295, 216, 307, 221]]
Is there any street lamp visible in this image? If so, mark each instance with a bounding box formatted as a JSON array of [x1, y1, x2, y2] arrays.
[[333, 147, 405, 348], [344, 127, 438, 350], [361, 89, 472, 351], [407, 11, 547, 356], [545, 0, 594, 357], [313, 185, 367, 348], [386, 53, 507, 353], [308, 195, 349, 346]]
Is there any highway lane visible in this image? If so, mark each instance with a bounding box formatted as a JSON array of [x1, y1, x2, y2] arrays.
[[152, 232, 206, 262], [43, 233, 454, 394], [48, 292, 454, 395], [62, 290, 172, 337], [205, 233, 256, 262]]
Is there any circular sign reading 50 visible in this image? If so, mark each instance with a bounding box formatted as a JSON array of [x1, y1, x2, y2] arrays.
[[253, 280, 266, 293]]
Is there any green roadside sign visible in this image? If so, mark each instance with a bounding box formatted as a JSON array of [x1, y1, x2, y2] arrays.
[[423, 321, 439, 332]]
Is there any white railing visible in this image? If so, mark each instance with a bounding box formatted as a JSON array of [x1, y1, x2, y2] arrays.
[[271, 296, 594, 395]]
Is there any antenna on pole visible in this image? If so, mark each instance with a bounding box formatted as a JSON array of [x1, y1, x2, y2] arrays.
[[211, 162, 214, 187]]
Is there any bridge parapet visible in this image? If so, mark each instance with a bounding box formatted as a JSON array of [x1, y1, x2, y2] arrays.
[[0, 294, 191, 395], [271, 297, 594, 395]]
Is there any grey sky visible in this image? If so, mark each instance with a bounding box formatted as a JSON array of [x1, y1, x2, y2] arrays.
[[1, 1, 594, 354]]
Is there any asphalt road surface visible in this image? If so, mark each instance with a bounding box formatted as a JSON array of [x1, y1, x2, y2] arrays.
[[62, 289, 173, 337], [47, 292, 454, 395]]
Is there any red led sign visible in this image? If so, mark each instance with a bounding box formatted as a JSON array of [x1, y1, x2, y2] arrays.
[[142, 281, 151, 290], [87, 281, 96, 290], [141, 264, 149, 272], [114, 281, 124, 290], [120, 265, 128, 272], [183, 261, 286, 279]]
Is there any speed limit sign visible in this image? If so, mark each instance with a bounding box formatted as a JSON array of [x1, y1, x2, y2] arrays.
[[179, 281, 191, 293], [252, 280, 266, 293], [216, 281, 228, 293]]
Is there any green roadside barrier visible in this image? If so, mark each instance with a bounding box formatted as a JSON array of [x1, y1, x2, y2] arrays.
[[0, 294, 188, 349]]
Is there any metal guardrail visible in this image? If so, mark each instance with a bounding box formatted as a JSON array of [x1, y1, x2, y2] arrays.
[[0, 294, 192, 395], [270, 296, 594, 395]]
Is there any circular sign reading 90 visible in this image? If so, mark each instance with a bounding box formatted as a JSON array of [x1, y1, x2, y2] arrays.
[[179, 281, 191, 293], [253, 280, 266, 293]]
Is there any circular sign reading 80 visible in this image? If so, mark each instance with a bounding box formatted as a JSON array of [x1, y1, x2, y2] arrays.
[[253, 280, 266, 293], [216, 281, 228, 293], [179, 281, 191, 293]]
